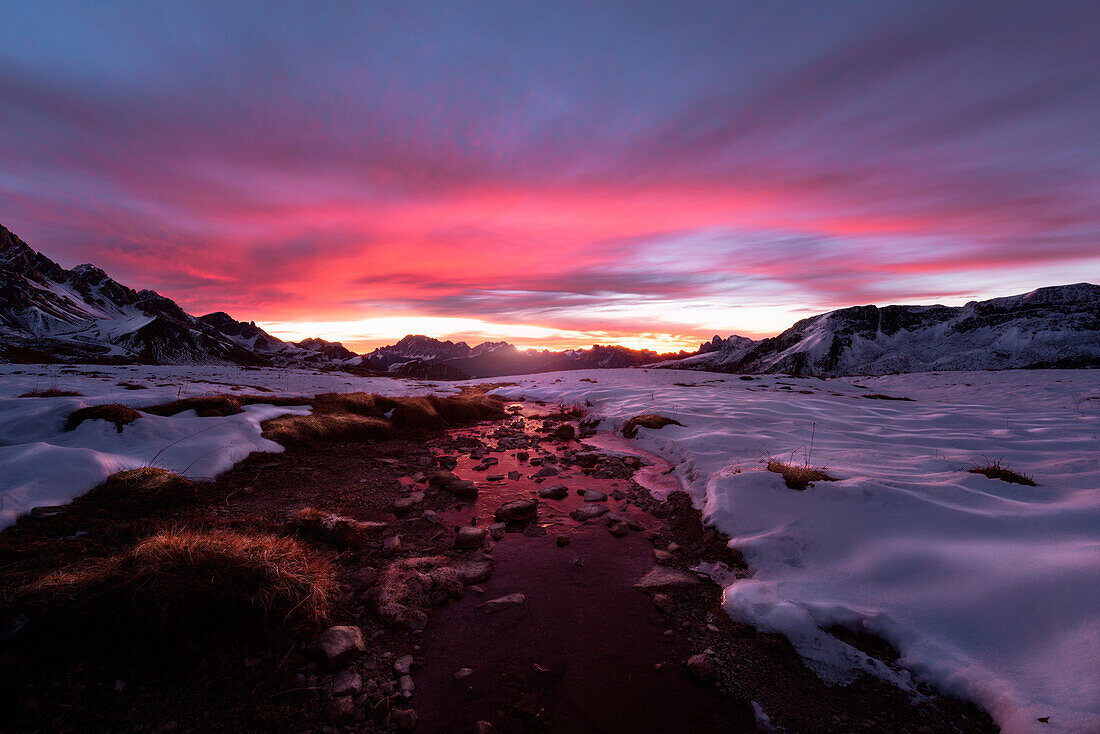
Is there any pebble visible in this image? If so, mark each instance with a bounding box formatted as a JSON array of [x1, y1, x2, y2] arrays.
[[454, 526, 488, 549], [454, 667, 473, 679], [582, 489, 607, 502], [307, 626, 366, 671], [331, 670, 362, 697], [685, 654, 717, 683], [392, 708, 418, 731], [477, 592, 526, 612], [394, 654, 414, 676], [555, 535, 571, 547], [608, 521, 630, 537]]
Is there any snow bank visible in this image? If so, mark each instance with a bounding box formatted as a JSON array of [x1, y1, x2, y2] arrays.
[[0, 364, 450, 528], [489, 368, 1100, 734]]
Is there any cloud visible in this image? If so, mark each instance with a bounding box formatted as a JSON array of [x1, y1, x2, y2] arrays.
[[1, 1, 1098, 349]]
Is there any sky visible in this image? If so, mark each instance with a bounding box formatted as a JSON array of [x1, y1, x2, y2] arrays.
[[2, 1, 1098, 353]]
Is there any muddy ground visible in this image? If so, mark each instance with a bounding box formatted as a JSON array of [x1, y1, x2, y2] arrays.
[[0, 400, 997, 733]]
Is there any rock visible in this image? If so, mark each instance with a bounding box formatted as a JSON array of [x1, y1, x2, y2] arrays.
[[394, 654, 414, 676], [555, 535, 571, 547], [573, 452, 601, 467], [653, 549, 674, 564], [570, 504, 610, 521], [308, 626, 366, 671], [454, 526, 488, 549], [393, 497, 417, 513], [331, 670, 362, 697], [383, 535, 402, 555], [533, 465, 559, 478], [608, 521, 630, 538], [507, 471, 521, 480], [443, 479, 478, 497], [392, 708, 418, 731], [582, 489, 607, 502], [483, 457, 499, 466], [486, 474, 505, 481], [398, 674, 415, 697], [454, 667, 473, 679], [633, 567, 702, 592], [685, 654, 716, 683], [516, 451, 530, 461], [451, 560, 493, 584], [494, 498, 539, 524], [538, 484, 569, 500], [489, 522, 506, 541], [428, 471, 460, 487], [346, 567, 377, 589], [325, 695, 355, 724], [653, 593, 675, 613], [477, 593, 526, 612], [476, 721, 494, 734]]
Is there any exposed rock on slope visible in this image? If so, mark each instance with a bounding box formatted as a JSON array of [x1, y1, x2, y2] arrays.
[[665, 284, 1100, 375]]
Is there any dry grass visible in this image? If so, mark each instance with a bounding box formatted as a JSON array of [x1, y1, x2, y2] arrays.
[[767, 460, 837, 490], [144, 394, 308, 417], [969, 460, 1036, 486], [18, 388, 83, 398], [80, 468, 197, 513], [860, 393, 914, 402], [261, 413, 394, 445], [16, 528, 334, 647], [622, 413, 684, 438], [64, 403, 141, 432], [263, 392, 505, 445]]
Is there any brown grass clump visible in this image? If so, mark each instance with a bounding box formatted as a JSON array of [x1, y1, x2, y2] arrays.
[[622, 413, 684, 438], [261, 413, 393, 445], [767, 461, 837, 490], [265, 392, 505, 446], [64, 403, 141, 432], [428, 394, 506, 425], [968, 460, 1036, 486], [143, 394, 308, 417], [18, 388, 83, 398], [79, 467, 197, 513], [288, 507, 387, 549], [16, 529, 333, 647]]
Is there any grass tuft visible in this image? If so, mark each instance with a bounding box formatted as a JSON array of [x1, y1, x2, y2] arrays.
[[143, 394, 308, 417], [622, 413, 684, 438], [15, 528, 334, 648], [80, 467, 197, 513], [968, 460, 1036, 486], [64, 403, 141, 432], [18, 388, 83, 398], [767, 460, 837, 490]]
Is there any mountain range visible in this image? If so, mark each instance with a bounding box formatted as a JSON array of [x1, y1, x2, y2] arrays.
[[2, 223, 1097, 377]]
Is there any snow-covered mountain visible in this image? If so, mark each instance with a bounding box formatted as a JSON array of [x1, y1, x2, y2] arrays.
[[0, 224, 360, 367], [367, 335, 679, 378], [667, 284, 1100, 375]]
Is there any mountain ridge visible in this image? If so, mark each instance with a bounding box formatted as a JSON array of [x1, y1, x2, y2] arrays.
[[2, 223, 1097, 376]]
